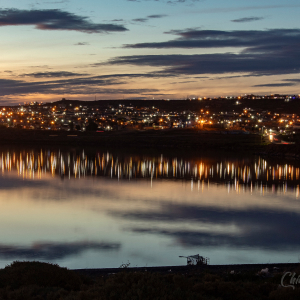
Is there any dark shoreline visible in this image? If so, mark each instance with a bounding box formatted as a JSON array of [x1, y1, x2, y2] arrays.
[[0, 128, 299, 159], [74, 263, 300, 277], [1, 261, 299, 299]]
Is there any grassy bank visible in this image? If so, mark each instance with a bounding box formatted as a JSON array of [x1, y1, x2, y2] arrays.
[[1, 127, 300, 159], [0, 127, 275, 148], [1, 261, 300, 300]]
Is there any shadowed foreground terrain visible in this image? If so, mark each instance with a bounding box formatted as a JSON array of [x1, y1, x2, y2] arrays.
[[0, 261, 300, 299], [0, 128, 263, 150], [1, 127, 300, 159]]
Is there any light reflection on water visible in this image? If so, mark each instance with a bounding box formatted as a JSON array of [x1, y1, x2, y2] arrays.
[[1, 148, 300, 192], [0, 147, 299, 268]]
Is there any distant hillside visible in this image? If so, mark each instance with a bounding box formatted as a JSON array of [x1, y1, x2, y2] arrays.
[[48, 98, 300, 114]]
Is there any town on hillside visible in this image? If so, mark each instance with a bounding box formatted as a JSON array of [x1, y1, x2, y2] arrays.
[[0, 94, 300, 143]]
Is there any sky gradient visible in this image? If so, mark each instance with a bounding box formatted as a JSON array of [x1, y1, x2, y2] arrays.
[[1, 0, 300, 104]]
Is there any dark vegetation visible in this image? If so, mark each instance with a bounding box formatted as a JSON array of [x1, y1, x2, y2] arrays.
[[1, 126, 300, 158], [0, 261, 300, 299], [0, 126, 271, 149]]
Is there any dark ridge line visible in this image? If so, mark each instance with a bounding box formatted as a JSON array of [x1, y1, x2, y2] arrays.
[[73, 263, 300, 277]]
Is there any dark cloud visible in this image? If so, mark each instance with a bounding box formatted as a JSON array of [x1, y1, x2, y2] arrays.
[[0, 241, 120, 260], [253, 83, 297, 87], [128, 0, 201, 3], [132, 18, 148, 22], [123, 28, 300, 50], [29, 65, 51, 69], [210, 74, 258, 80], [0, 76, 161, 97], [21, 71, 88, 78], [74, 42, 89, 46], [167, 0, 204, 4], [112, 203, 300, 250], [231, 17, 264, 23], [252, 78, 300, 87], [0, 9, 128, 33], [147, 14, 168, 18], [0, 70, 177, 97], [132, 14, 167, 23], [105, 52, 300, 76], [284, 79, 300, 83], [105, 29, 300, 76], [169, 80, 197, 84], [198, 4, 300, 14], [43, 0, 69, 3]]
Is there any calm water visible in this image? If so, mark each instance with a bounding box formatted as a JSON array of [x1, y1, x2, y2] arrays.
[[0, 147, 300, 269]]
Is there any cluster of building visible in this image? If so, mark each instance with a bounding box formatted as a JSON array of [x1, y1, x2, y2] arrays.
[[0, 95, 299, 139]]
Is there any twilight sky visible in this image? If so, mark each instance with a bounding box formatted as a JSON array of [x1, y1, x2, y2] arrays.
[[1, 0, 300, 104]]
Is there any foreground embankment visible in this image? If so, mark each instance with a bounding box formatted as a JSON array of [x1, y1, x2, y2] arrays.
[[0, 261, 300, 299], [1, 128, 300, 157], [74, 263, 300, 277]]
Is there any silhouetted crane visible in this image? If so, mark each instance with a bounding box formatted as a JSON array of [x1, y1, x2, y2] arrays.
[[179, 254, 210, 265]]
